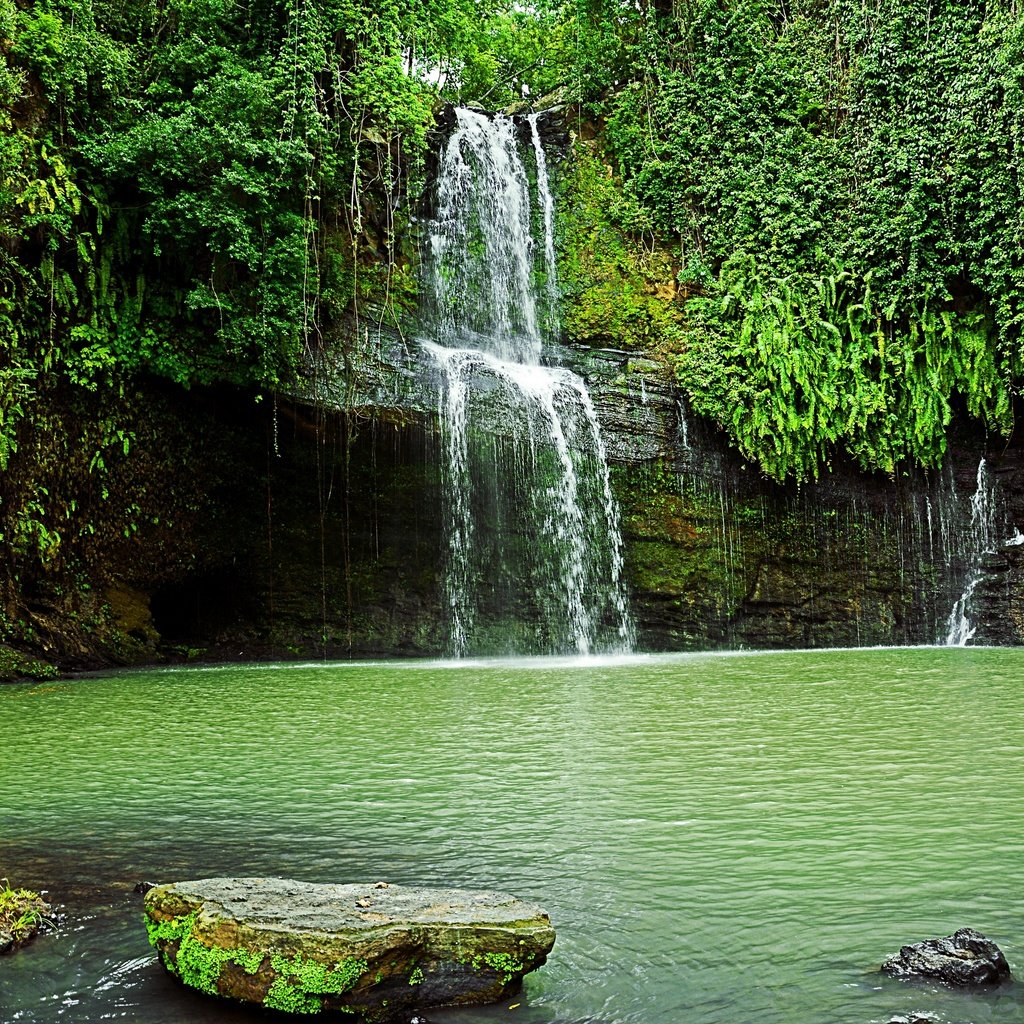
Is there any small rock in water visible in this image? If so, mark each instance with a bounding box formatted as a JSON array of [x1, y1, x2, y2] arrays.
[[144, 876, 555, 1019], [888, 1014, 937, 1024], [0, 887, 52, 955], [881, 928, 1010, 986]]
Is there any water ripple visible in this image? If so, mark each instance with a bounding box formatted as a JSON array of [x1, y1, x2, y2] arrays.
[[1, 647, 1023, 1023]]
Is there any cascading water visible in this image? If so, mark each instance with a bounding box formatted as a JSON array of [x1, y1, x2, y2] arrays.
[[423, 108, 634, 656], [944, 458, 999, 646], [528, 114, 559, 335]]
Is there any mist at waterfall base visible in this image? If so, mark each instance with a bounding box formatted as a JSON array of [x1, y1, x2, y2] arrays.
[[3, 651, 1024, 1024], [420, 109, 633, 658]]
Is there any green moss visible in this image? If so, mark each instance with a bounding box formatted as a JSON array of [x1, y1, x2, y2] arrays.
[[146, 909, 269, 996], [408, 966, 424, 985], [265, 976, 324, 1014], [0, 645, 59, 683], [0, 881, 51, 946], [234, 947, 265, 974], [464, 951, 532, 984], [145, 908, 195, 950], [146, 911, 228, 995], [177, 929, 232, 995], [264, 952, 368, 1012], [558, 145, 685, 354], [147, 913, 369, 1012]]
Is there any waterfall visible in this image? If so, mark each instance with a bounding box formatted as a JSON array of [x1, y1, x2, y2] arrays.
[[528, 112, 559, 335], [423, 108, 634, 656], [428, 110, 541, 364], [943, 458, 998, 646]]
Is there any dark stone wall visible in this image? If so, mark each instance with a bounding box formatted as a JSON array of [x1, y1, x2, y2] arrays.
[[618, 425, 1023, 652], [970, 453, 1024, 646], [157, 351, 1024, 660], [147, 397, 446, 660], [7, 356, 1023, 678], [562, 344, 1024, 651]]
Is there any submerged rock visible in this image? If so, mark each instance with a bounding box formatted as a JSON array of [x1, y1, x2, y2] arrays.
[[881, 928, 1010, 987], [144, 877, 555, 1019]]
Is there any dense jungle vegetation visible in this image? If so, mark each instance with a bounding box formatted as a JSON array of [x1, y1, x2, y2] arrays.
[[1, 0, 1023, 664], [573, 0, 1024, 481]]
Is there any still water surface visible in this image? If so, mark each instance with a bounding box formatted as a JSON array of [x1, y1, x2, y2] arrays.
[[2, 648, 1023, 1023]]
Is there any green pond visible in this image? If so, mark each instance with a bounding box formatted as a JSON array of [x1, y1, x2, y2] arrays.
[[2, 648, 1023, 1023]]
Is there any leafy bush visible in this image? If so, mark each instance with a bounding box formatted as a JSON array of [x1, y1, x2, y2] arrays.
[[566, 0, 1024, 479]]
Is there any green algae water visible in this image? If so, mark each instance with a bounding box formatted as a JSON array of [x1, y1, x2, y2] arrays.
[[2, 647, 1023, 1023]]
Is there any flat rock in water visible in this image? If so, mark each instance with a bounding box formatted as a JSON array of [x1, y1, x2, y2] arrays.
[[881, 928, 1010, 987], [144, 877, 555, 1018]]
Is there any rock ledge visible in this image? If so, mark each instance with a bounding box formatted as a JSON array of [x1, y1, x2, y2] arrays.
[[144, 877, 555, 1018]]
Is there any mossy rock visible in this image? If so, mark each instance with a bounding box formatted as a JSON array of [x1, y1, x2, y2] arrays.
[[0, 886, 51, 954], [0, 645, 59, 683], [144, 877, 555, 1019]]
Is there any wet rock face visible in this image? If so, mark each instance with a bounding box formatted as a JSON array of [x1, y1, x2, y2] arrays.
[[881, 928, 1011, 987], [144, 877, 555, 1019]]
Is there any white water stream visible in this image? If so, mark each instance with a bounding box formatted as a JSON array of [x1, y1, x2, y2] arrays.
[[423, 108, 634, 656], [943, 457, 999, 646]]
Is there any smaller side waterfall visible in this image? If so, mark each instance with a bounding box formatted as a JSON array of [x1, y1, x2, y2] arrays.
[[528, 113, 559, 335], [944, 458, 998, 646]]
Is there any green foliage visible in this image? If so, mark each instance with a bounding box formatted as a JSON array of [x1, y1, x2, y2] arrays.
[[265, 952, 367, 1012], [0, 645, 59, 681], [1, 0, 444, 390], [466, 950, 531, 983], [146, 910, 227, 994], [146, 909, 272, 995], [0, 0, 556, 623], [565, 0, 1024, 479], [558, 145, 684, 352], [146, 908, 368, 1009], [0, 0, 559, 403], [445, 2, 573, 107], [680, 257, 1009, 479]]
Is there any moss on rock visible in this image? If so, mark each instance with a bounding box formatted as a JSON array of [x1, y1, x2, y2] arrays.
[[0, 882, 51, 954], [144, 877, 554, 1019]]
